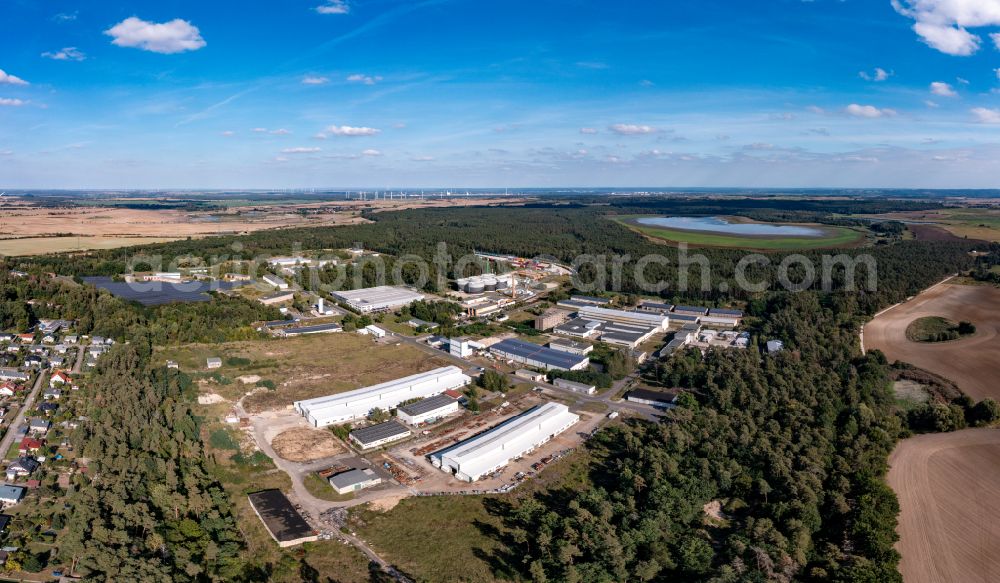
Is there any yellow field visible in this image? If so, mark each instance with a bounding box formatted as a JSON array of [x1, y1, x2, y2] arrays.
[[0, 236, 179, 256]]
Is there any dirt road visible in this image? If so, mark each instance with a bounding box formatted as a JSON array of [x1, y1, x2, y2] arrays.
[[864, 283, 1000, 400], [888, 428, 1000, 583]]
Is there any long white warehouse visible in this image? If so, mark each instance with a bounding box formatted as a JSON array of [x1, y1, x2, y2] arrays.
[[295, 366, 470, 427], [430, 402, 579, 482], [332, 286, 424, 313], [578, 305, 669, 331]]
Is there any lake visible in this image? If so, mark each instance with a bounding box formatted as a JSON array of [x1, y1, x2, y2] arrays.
[[634, 216, 824, 237], [83, 276, 243, 306]]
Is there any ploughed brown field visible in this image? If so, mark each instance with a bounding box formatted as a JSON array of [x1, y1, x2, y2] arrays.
[[888, 427, 1000, 583], [865, 283, 1000, 401]]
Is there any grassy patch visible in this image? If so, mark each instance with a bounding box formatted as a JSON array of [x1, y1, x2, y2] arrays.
[[209, 427, 241, 451], [613, 215, 864, 250], [156, 334, 452, 412], [905, 316, 975, 343]]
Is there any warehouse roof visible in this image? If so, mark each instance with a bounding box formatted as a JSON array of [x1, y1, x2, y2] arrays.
[[491, 338, 589, 370], [569, 295, 607, 305], [548, 338, 591, 351], [349, 420, 411, 447], [280, 323, 343, 335], [671, 314, 701, 323], [247, 490, 314, 543], [398, 393, 457, 417], [710, 308, 744, 317], [627, 388, 678, 404], [638, 301, 674, 312], [328, 468, 379, 490], [673, 305, 709, 314]]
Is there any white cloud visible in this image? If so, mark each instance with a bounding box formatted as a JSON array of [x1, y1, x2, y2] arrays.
[[845, 104, 897, 118], [104, 17, 206, 54], [361, 149, 382, 156], [221, 130, 235, 136], [302, 76, 330, 85], [411, 155, 434, 161], [925, 99, 941, 108], [971, 107, 1000, 123], [315, 0, 350, 14], [0, 70, 28, 86], [957, 76, 970, 84], [282, 147, 321, 154], [0, 98, 25, 107], [346, 74, 382, 85], [639, 79, 655, 87], [609, 123, 656, 135], [892, 0, 1000, 55], [41, 47, 86, 61], [993, 32, 1000, 49], [579, 127, 598, 134], [859, 67, 891, 81], [322, 125, 381, 137], [807, 105, 826, 114], [994, 67, 1000, 80], [270, 128, 291, 135], [53, 12, 78, 22], [252, 127, 268, 133], [930, 81, 958, 96]]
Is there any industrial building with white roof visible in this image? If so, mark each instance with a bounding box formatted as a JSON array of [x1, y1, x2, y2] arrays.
[[490, 338, 590, 371], [295, 366, 471, 427], [331, 285, 425, 313], [430, 402, 579, 482]]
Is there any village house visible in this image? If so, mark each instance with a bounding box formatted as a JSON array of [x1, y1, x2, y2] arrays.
[[28, 419, 50, 436], [5, 458, 40, 482], [0, 485, 26, 508]]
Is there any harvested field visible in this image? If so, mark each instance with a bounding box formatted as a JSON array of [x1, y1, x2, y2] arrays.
[[271, 428, 342, 462], [888, 427, 1000, 583], [865, 283, 1000, 400]]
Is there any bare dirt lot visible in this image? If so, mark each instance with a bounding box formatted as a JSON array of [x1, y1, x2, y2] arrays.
[[888, 427, 1000, 583], [865, 283, 1000, 400], [271, 427, 343, 462]]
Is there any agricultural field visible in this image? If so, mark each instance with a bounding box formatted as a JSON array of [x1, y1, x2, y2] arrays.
[[865, 282, 1000, 401], [156, 333, 453, 412], [0, 235, 179, 256], [866, 206, 1000, 242], [888, 427, 1000, 583], [613, 215, 865, 250]]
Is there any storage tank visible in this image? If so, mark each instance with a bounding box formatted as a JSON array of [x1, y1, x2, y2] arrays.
[[495, 279, 509, 290], [466, 282, 485, 294], [483, 277, 497, 292]]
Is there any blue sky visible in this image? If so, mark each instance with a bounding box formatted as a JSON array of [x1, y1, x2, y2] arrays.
[[3, 0, 1000, 188]]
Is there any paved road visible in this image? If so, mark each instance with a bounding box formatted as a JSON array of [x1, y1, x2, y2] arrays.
[[71, 344, 86, 374], [0, 370, 46, 463]]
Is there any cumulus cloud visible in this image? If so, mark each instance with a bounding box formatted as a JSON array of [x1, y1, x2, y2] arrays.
[[845, 104, 897, 118], [361, 149, 382, 156], [859, 67, 891, 81], [104, 17, 206, 54], [609, 123, 656, 135], [0, 98, 25, 107], [0, 69, 28, 86], [579, 127, 598, 134], [41, 47, 86, 61], [302, 76, 330, 85], [282, 147, 321, 153], [347, 74, 382, 85], [315, 0, 350, 14], [320, 125, 381, 137], [930, 81, 958, 96], [891, 0, 1000, 55], [971, 107, 1000, 123]]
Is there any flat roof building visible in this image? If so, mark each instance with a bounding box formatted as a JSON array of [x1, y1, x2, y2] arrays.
[[332, 286, 425, 313], [206, 357, 222, 369], [259, 291, 295, 305], [637, 301, 674, 314], [547, 338, 593, 355], [578, 305, 669, 331], [626, 388, 678, 409], [247, 490, 318, 547], [490, 338, 589, 371], [534, 309, 569, 331], [397, 394, 460, 425], [673, 305, 709, 316], [277, 322, 343, 336], [552, 377, 596, 395], [553, 318, 603, 339], [514, 368, 546, 382], [349, 420, 412, 449], [262, 274, 289, 290], [430, 403, 579, 482], [328, 468, 382, 495], [296, 366, 470, 426]]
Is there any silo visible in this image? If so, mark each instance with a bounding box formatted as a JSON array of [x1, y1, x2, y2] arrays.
[[466, 282, 485, 294], [483, 277, 497, 292]]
